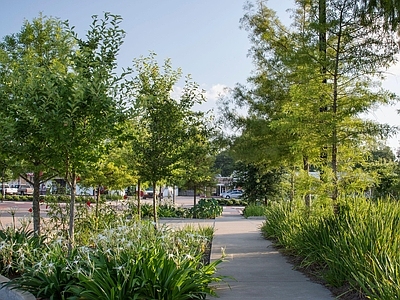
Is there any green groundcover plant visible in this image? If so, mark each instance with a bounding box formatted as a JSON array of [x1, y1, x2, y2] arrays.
[[0, 203, 224, 300], [242, 203, 265, 218], [262, 197, 400, 299]]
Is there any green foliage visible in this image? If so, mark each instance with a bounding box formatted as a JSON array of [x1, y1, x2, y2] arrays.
[[235, 162, 284, 204], [3, 220, 222, 299], [213, 151, 236, 177], [0, 225, 44, 277], [9, 241, 74, 299], [0, 13, 76, 234], [217, 198, 247, 206], [157, 201, 189, 218], [242, 203, 266, 218], [222, 1, 399, 204], [261, 197, 400, 299], [190, 198, 223, 219], [137, 199, 224, 219]]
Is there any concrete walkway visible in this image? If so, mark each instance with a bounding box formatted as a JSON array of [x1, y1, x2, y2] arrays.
[[208, 206, 334, 300]]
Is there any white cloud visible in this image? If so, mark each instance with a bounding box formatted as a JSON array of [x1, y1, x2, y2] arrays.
[[195, 84, 230, 113], [204, 84, 229, 102], [170, 83, 230, 113]]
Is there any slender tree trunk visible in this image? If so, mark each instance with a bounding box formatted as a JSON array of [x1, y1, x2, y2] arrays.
[[193, 186, 197, 218], [290, 166, 295, 204], [319, 0, 327, 82], [94, 185, 100, 231], [1, 168, 4, 202], [152, 182, 158, 228], [68, 172, 77, 252], [303, 156, 311, 207], [193, 186, 197, 206], [319, 0, 329, 186], [32, 171, 41, 236], [137, 180, 141, 220], [332, 8, 343, 205], [172, 185, 176, 205], [96, 186, 101, 213]]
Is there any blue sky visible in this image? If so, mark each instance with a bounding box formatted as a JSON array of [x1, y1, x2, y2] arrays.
[[1, 0, 400, 150]]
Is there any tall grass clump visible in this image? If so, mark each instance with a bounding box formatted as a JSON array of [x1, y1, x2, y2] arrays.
[[261, 196, 400, 299]]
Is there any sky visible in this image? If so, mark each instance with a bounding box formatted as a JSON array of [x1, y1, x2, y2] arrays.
[[1, 0, 400, 150]]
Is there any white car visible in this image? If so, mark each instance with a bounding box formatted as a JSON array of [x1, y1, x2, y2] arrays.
[[221, 189, 244, 199], [0, 184, 18, 195]]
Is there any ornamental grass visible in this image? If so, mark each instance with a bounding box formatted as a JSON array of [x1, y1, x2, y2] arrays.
[[262, 197, 400, 299]]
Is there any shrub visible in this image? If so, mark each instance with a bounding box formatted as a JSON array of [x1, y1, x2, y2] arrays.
[[217, 198, 247, 206], [158, 202, 188, 218], [243, 203, 266, 218], [191, 198, 223, 219]]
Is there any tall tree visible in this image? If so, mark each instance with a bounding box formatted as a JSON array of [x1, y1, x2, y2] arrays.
[[222, 0, 399, 203], [177, 119, 217, 207], [127, 54, 206, 225], [359, 0, 400, 29], [214, 151, 237, 177], [0, 15, 75, 234], [49, 13, 129, 248], [80, 144, 137, 222]]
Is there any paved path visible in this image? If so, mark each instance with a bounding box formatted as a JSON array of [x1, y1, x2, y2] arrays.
[[208, 206, 334, 300]]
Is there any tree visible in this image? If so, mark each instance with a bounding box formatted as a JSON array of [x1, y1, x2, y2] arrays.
[[127, 54, 206, 225], [214, 151, 237, 177], [177, 121, 218, 208], [364, 143, 400, 199], [0, 13, 129, 245], [47, 13, 129, 248], [234, 162, 284, 205], [359, 0, 400, 29], [0, 14, 75, 234], [222, 1, 399, 204], [80, 144, 137, 224]]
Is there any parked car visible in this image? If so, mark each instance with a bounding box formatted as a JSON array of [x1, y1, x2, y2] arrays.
[[222, 190, 244, 199], [221, 189, 241, 198], [142, 188, 154, 199], [18, 184, 34, 195], [0, 184, 18, 195]]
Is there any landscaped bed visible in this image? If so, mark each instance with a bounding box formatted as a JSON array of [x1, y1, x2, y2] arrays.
[[0, 199, 224, 300]]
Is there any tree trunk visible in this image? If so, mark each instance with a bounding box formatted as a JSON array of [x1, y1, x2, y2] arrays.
[[331, 1, 342, 207], [32, 171, 41, 236], [137, 180, 141, 220], [94, 185, 100, 231], [172, 185, 176, 205], [1, 168, 4, 202], [290, 166, 295, 204], [319, 0, 329, 185], [68, 172, 77, 252], [303, 156, 312, 207], [193, 186, 197, 218], [152, 182, 158, 228]]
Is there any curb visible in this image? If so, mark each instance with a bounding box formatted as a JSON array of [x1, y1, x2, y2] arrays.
[[0, 275, 35, 300]]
